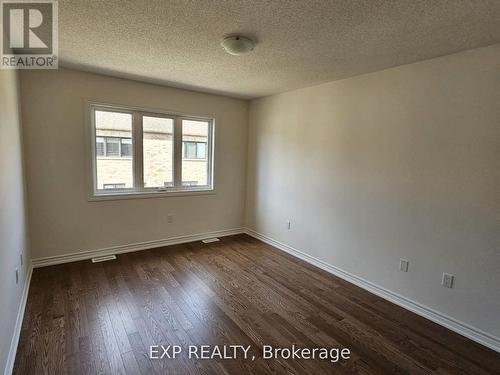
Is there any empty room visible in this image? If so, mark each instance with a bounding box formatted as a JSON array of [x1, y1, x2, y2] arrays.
[[1, 1, 499, 374]]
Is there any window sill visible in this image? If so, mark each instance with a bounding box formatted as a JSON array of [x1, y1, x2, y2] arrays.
[[88, 188, 215, 201]]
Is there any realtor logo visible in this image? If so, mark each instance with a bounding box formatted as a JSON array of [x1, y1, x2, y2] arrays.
[[1, 0, 58, 69]]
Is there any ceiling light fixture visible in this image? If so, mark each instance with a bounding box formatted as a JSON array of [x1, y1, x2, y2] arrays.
[[221, 35, 255, 55]]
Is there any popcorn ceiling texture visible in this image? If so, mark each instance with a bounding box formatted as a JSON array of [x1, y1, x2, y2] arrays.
[[59, 0, 500, 99]]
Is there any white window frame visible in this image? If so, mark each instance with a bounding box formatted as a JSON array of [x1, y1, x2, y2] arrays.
[[87, 101, 215, 200]]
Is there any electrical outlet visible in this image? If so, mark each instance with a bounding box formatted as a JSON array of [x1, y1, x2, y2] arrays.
[[399, 258, 409, 272], [442, 273, 454, 288], [286, 220, 291, 230], [167, 214, 174, 223], [15, 268, 19, 284]]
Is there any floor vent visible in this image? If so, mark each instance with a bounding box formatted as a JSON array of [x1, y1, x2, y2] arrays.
[[202, 238, 220, 244], [91, 255, 117, 263]]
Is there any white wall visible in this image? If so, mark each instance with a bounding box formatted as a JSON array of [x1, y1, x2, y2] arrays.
[[0, 70, 30, 374], [20, 68, 248, 260], [246, 45, 500, 338]]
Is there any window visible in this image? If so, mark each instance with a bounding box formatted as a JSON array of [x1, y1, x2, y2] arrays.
[[106, 137, 120, 157], [94, 110, 133, 190], [121, 138, 132, 157], [182, 141, 207, 159], [96, 136, 132, 158], [90, 104, 214, 197], [103, 183, 126, 189], [143, 116, 174, 188], [96, 137, 105, 156], [182, 120, 210, 186]]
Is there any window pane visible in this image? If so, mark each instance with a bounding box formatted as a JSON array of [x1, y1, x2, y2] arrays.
[[143, 116, 174, 188], [182, 120, 209, 186], [197, 142, 207, 159], [103, 183, 125, 189], [121, 138, 132, 157], [106, 137, 120, 157], [95, 110, 133, 190], [186, 142, 197, 159], [96, 137, 105, 156]]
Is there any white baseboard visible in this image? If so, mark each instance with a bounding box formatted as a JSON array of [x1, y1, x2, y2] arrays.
[[4, 264, 33, 375], [244, 228, 500, 353], [32, 228, 244, 268]]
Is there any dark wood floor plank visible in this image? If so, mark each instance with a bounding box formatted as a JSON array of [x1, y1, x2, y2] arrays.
[[121, 351, 141, 375], [83, 290, 113, 375], [97, 295, 128, 375], [13, 271, 45, 375], [127, 332, 156, 375], [13, 234, 500, 375], [78, 335, 95, 375]]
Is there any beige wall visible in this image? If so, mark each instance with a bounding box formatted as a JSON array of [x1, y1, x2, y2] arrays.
[[20, 68, 248, 259], [0, 70, 30, 374], [246, 45, 500, 338]]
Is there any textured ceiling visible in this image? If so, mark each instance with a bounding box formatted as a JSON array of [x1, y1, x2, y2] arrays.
[[59, 0, 500, 99]]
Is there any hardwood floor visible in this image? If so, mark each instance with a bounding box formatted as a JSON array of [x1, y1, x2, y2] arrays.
[[13, 234, 499, 374]]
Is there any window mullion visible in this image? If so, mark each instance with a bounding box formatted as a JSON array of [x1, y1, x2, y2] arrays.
[[133, 112, 144, 191], [173, 117, 182, 188]]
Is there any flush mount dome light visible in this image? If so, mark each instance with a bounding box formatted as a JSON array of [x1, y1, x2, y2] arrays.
[[221, 35, 255, 55]]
